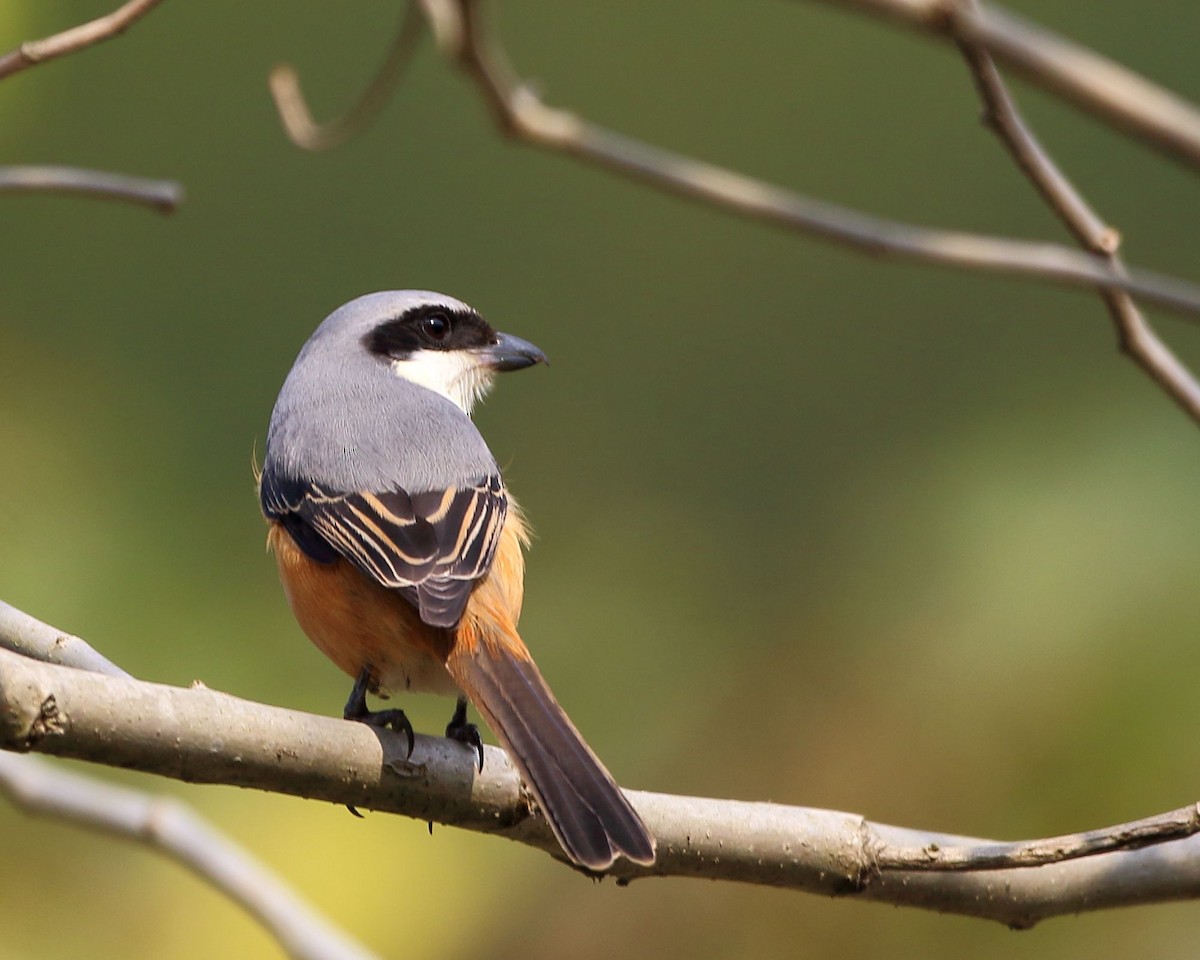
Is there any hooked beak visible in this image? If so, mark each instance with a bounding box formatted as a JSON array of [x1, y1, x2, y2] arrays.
[[480, 331, 547, 372]]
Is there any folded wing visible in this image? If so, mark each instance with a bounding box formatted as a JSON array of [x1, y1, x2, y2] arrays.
[[261, 469, 507, 628]]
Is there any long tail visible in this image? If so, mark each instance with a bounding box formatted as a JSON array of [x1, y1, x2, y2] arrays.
[[446, 629, 656, 871]]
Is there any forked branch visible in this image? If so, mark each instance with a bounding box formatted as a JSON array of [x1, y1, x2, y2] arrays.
[[810, 0, 1200, 172], [950, 0, 1200, 420]]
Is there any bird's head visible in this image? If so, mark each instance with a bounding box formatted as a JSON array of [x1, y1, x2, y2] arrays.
[[300, 290, 546, 416]]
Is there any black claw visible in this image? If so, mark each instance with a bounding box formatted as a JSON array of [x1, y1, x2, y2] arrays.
[[343, 666, 415, 758], [445, 696, 485, 772], [346, 804, 365, 818]]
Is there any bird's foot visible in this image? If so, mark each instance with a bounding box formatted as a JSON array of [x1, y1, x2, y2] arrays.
[[343, 667, 416, 756]]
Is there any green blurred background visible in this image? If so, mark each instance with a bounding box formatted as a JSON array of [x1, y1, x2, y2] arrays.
[[4, 1, 1200, 957]]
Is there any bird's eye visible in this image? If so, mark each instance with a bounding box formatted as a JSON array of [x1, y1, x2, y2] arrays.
[[422, 313, 451, 341]]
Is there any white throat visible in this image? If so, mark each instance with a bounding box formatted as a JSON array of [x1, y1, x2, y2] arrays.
[[390, 350, 494, 415]]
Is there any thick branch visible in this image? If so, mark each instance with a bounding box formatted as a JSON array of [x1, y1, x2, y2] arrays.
[[4, 642, 1200, 927], [0, 0, 166, 81], [0, 166, 183, 213], [0, 752, 379, 960]]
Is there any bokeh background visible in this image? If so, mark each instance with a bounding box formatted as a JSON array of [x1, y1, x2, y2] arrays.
[[4, 1, 1200, 957]]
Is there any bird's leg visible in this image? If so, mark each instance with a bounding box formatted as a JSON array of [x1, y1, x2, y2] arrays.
[[445, 696, 484, 772], [341, 666, 416, 818], [343, 665, 415, 758]]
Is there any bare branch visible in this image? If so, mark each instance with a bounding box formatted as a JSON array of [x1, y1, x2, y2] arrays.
[[812, 0, 1200, 172], [875, 804, 1200, 871], [0, 752, 380, 960], [0, 165, 183, 213], [950, 4, 1200, 422], [289, 0, 1200, 322], [269, 2, 425, 152], [0, 600, 130, 678], [0, 4, 182, 214], [4, 627, 1200, 927], [0, 0, 166, 82], [0, 604, 377, 959]]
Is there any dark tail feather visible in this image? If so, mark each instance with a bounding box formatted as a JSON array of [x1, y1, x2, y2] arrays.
[[447, 639, 655, 870]]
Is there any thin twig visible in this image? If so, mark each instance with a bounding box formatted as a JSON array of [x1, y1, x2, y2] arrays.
[[0, 165, 183, 213], [808, 0, 1200, 172], [950, 1, 1200, 422], [0, 753, 379, 960], [875, 804, 1200, 870], [264, 0, 1200, 321], [0, 0, 166, 81], [4, 611, 1200, 928], [269, 2, 425, 152], [0, 3, 182, 215]]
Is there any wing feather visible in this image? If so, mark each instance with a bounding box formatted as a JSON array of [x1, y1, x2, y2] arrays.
[[261, 467, 507, 628]]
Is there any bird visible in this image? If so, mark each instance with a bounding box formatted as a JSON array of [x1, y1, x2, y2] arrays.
[[258, 290, 655, 871]]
